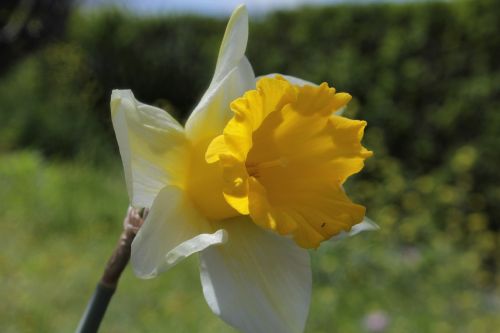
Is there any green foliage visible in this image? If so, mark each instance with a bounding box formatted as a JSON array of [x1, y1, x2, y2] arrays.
[[0, 152, 233, 333], [68, 10, 223, 119], [0, 42, 111, 160], [0, 0, 499, 331], [0, 151, 498, 332]]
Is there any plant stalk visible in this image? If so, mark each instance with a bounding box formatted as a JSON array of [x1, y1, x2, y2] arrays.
[[76, 208, 145, 333]]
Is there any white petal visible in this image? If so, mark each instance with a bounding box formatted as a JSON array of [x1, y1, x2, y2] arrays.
[[351, 216, 380, 234], [335, 106, 347, 116], [331, 216, 380, 241], [212, 5, 249, 88], [258, 73, 316, 87], [185, 5, 255, 145], [200, 217, 311, 333], [111, 90, 190, 208], [131, 185, 227, 279], [185, 57, 255, 145]]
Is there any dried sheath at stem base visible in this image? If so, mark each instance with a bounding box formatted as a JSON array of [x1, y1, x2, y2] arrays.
[[76, 207, 145, 333]]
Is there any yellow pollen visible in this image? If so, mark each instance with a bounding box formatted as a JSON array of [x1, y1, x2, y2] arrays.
[[234, 177, 244, 187]]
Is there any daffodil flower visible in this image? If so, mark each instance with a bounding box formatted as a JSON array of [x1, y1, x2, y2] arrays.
[[110, 5, 375, 333]]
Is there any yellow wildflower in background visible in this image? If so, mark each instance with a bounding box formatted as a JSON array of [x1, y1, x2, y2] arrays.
[[111, 5, 374, 333]]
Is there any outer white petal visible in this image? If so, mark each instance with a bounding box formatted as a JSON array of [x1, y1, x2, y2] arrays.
[[185, 6, 255, 145], [212, 4, 249, 87], [186, 57, 255, 145], [131, 185, 227, 279], [199, 217, 311, 333], [111, 90, 189, 208], [331, 216, 380, 241], [258, 73, 316, 87], [195, 4, 250, 97]]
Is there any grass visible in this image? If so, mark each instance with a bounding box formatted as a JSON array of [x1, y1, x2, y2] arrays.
[[0, 151, 498, 332]]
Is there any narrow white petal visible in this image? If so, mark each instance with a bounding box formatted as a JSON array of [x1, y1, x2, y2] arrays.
[[258, 73, 316, 87], [200, 217, 311, 333], [185, 5, 255, 145], [131, 185, 227, 279], [331, 216, 380, 241], [352, 216, 380, 234], [335, 106, 347, 116], [185, 57, 255, 145], [212, 5, 249, 87], [111, 90, 189, 208]]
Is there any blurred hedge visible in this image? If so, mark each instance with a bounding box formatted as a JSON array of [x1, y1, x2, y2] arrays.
[[0, 0, 498, 273]]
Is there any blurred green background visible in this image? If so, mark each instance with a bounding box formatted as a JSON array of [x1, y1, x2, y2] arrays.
[[0, 0, 499, 332]]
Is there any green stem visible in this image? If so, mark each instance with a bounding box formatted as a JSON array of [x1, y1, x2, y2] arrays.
[[76, 283, 116, 333]]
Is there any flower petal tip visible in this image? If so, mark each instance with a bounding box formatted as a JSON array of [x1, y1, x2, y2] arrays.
[[233, 4, 248, 16], [351, 218, 380, 235], [110, 89, 135, 117]]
